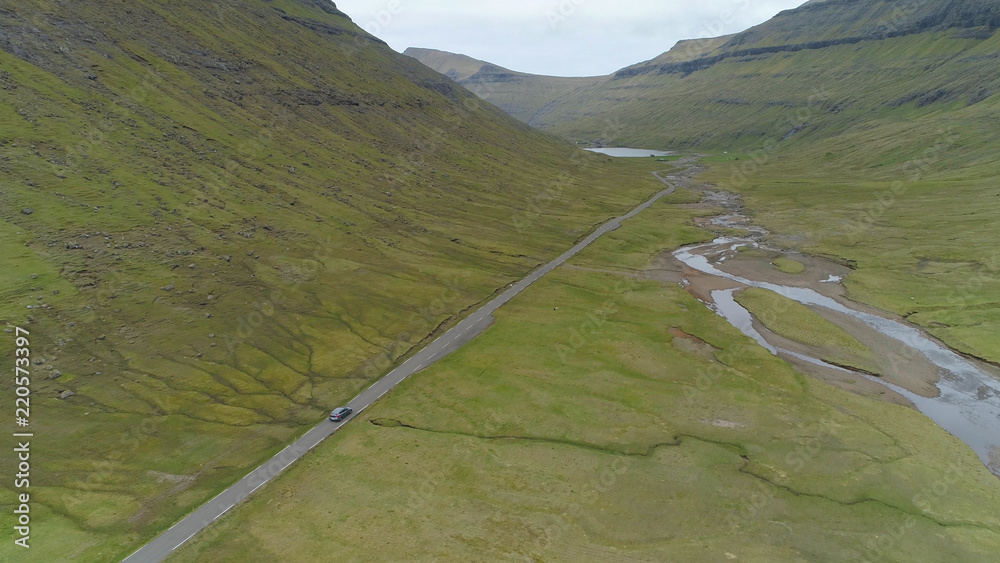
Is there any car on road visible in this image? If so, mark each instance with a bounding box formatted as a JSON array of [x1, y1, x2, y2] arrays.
[[329, 407, 352, 422]]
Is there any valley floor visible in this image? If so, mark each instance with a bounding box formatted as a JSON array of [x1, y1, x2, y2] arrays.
[[166, 160, 1000, 563]]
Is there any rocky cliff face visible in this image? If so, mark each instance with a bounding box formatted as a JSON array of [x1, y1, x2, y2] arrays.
[[618, 0, 1000, 79]]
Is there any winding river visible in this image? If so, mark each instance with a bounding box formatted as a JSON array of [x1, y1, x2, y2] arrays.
[[669, 187, 1000, 477]]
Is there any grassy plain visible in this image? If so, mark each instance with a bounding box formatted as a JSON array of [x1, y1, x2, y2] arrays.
[[170, 166, 1000, 562], [771, 256, 807, 275], [735, 287, 881, 374], [4, 0, 1000, 560]]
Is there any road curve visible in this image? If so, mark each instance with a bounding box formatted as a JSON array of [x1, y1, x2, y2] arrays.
[[122, 172, 677, 563]]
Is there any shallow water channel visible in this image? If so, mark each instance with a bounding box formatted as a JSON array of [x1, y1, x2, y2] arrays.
[[585, 147, 673, 158], [672, 207, 1000, 477]]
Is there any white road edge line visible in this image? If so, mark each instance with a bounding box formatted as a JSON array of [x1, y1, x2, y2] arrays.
[[172, 531, 198, 551], [214, 504, 235, 521]]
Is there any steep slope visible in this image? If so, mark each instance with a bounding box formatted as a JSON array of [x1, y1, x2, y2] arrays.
[[404, 47, 605, 125], [0, 1, 664, 560], [402, 47, 493, 82], [535, 0, 1000, 155]]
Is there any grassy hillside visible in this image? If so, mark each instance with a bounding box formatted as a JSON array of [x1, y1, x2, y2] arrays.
[[405, 2, 1000, 157], [539, 27, 1000, 153], [0, 1, 668, 560], [404, 47, 605, 126], [405, 1, 1000, 161]]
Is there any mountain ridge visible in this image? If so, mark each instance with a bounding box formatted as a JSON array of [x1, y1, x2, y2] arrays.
[[403, 47, 605, 125], [408, 0, 1000, 153]]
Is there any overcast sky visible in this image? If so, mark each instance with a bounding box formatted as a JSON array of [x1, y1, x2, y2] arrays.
[[332, 0, 809, 76]]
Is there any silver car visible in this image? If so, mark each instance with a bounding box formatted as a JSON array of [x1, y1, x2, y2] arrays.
[[329, 407, 352, 422]]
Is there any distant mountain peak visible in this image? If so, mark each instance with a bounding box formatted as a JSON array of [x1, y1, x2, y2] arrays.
[[404, 47, 606, 125]]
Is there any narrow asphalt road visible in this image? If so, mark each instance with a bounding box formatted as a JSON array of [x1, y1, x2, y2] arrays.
[[122, 172, 677, 563]]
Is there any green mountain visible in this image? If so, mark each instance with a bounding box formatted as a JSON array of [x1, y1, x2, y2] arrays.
[[533, 0, 1000, 155], [403, 47, 605, 125], [0, 1, 661, 560], [410, 0, 1000, 159]]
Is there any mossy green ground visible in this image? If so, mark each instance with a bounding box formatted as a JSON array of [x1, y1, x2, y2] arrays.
[[735, 287, 881, 374], [0, 2, 684, 560], [169, 177, 1000, 562], [771, 256, 807, 275]]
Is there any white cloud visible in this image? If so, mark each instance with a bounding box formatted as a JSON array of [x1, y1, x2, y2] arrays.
[[333, 0, 808, 76]]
